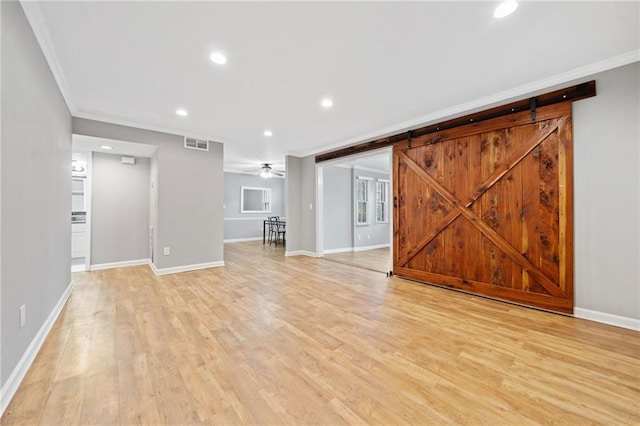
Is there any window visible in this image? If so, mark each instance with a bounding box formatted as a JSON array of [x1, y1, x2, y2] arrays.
[[356, 177, 370, 225], [376, 179, 389, 223]]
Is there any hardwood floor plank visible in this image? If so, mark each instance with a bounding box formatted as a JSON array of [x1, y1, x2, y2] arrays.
[[2, 241, 639, 425], [322, 247, 391, 273], [80, 366, 120, 425], [39, 375, 85, 425]]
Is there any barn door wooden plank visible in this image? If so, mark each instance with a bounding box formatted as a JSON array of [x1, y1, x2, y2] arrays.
[[558, 117, 574, 296], [393, 103, 575, 313], [393, 267, 572, 312], [464, 118, 565, 204], [396, 210, 460, 268], [397, 150, 565, 298], [395, 118, 564, 269]]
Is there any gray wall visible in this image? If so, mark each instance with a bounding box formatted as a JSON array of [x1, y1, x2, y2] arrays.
[[1, 1, 72, 386], [223, 172, 284, 241], [73, 118, 224, 270], [287, 154, 333, 254], [150, 152, 158, 263], [573, 62, 639, 320], [323, 166, 353, 251], [352, 168, 391, 249], [300, 155, 317, 253], [91, 153, 150, 265], [285, 156, 302, 252]]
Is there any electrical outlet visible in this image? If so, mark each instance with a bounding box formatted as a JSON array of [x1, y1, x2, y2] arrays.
[[358, 235, 361, 240], [367, 234, 371, 239], [163, 247, 170, 256], [19, 305, 26, 328], [309, 203, 313, 210]]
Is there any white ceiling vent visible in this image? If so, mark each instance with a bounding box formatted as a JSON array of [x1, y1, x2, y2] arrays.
[[184, 137, 209, 151]]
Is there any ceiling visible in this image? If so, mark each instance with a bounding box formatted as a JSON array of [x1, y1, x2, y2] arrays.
[[26, 2, 639, 171]]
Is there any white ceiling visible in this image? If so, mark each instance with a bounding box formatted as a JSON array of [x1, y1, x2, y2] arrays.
[[26, 1, 639, 171]]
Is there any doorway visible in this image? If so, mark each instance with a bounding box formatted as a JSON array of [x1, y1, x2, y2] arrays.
[[71, 135, 157, 272], [71, 151, 91, 272], [316, 148, 392, 274]]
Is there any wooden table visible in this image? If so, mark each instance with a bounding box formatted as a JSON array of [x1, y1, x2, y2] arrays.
[[263, 220, 286, 244]]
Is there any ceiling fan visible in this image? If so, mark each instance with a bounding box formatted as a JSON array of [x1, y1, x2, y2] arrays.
[[258, 163, 285, 179]]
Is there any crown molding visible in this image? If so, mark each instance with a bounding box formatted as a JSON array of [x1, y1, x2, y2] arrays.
[[20, 1, 76, 114], [299, 50, 640, 158]]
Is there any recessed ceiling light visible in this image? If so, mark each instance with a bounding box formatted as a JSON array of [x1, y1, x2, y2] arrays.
[[210, 52, 227, 65], [494, 0, 518, 18], [176, 109, 188, 117], [100, 145, 113, 150], [264, 130, 273, 137], [321, 98, 333, 108]]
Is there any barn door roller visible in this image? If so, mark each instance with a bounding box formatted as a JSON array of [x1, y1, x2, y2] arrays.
[[530, 97, 538, 123], [315, 81, 595, 163]]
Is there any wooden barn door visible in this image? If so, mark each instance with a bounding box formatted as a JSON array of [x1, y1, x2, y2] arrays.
[[393, 103, 573, 313]]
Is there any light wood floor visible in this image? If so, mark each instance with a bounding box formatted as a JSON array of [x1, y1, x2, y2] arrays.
[[321, 248, 391, 274], [3, 241, 639, 425]]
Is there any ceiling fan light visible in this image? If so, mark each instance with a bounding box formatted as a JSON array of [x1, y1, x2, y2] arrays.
[[260, 164, 274, 179]]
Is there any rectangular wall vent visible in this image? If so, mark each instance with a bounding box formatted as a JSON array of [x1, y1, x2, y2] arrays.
[[184, 137, 209, 151]]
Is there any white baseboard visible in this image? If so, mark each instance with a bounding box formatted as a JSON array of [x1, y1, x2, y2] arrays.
[[323, 247, 354, 254], [0, 281, 73, 416], [90, 258, 150, 271], [353, 243, 390, 252], [71, 264, 86, 272], [150, 261, 225, 276], [223, 216, 286, 221], [323, 244, 390, 255], [224, 237, 263, 243], [284, 250, 318, 257], [574, 308, 640, 331]]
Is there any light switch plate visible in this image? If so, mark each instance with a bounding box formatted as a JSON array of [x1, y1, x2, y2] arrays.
[[19, 305, 26, 328]]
